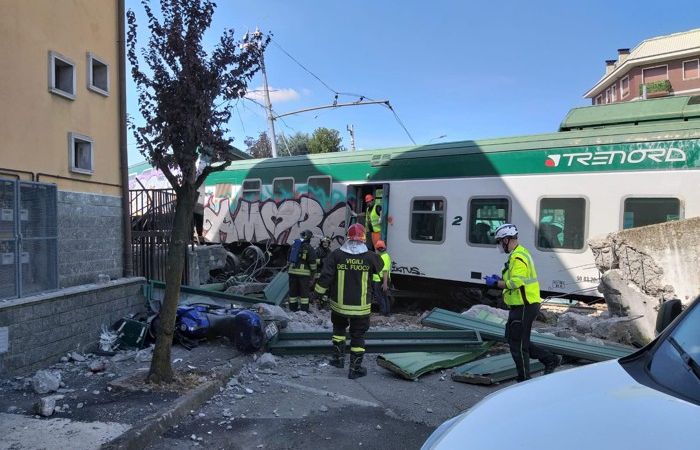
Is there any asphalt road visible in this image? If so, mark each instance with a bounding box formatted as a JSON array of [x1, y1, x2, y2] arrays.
[[147, 353, 515, 450]]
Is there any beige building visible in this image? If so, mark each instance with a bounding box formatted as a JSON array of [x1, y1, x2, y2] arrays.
[[585, 28, 700, 105], [0, 1, 143, 376]]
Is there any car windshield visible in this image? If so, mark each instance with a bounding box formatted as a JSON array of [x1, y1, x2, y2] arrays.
[[647, 301, 700, 403]]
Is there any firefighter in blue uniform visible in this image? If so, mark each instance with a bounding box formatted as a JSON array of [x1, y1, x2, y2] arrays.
[[288, 230, 317, 312], [314, 224, 382, 379]]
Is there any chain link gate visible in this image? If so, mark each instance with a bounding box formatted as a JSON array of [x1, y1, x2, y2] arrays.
[[0, 179, 58, 300]]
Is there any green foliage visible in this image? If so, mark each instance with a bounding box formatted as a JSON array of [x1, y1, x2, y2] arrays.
[[308, 127, 344, 154], [640, 80, 671, 96], [244, 132, 272, 159], [278, 132, 310, 156]]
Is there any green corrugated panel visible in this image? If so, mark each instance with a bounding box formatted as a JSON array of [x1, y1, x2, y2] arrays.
[[376, 344, 494, 380], [263, 271, 289, 305], [269, 337, 485, 356], [560, 96, 700, 130], [451, 353, 544, 385], [275, 330, 482, 342], [150, 280, 278, 306], [422, 308, 634, 362]]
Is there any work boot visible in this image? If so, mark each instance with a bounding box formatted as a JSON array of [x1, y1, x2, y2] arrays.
[[300, 303, 309, 313], [544, 355, 562, 375], [348, 352, 367, 379], [329, 341, 345, 368], [288, 302, 299, 312]]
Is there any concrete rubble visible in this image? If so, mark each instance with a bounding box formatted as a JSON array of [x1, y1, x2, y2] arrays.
[[32, 370, 62, 394], [588, 217, 700, 344]]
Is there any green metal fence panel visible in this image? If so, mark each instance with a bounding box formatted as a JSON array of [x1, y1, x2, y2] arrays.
[[274, 329, 482, 342], [376, 344, 494, 380], [269, 337, 485, 356], [451, 353, 544, 385], [422, 308, 635, 362]]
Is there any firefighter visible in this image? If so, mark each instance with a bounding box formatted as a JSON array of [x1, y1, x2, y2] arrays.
[[314, 223, 382, 379], [287, 230, 317, 312], [363, 194, 382, 250], [314, 236, 333, 309], [372, 240, 392, 315], [484, 223, 561, 382]]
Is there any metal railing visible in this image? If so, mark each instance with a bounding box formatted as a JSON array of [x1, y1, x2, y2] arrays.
[[129, 189, 190, 284]]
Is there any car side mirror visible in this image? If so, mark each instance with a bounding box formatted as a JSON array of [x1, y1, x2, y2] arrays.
[[656, 299, 682, 334]]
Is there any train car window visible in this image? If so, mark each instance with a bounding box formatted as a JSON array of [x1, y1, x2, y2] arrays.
[[241, 179, 261, 202], [272, 177, 295, 201], [307, 176, 332, 206], [410, 198, 445, 243], [468, 197, 510, 245], [623, 198, 681, 229], [537, 197, 586, 250]]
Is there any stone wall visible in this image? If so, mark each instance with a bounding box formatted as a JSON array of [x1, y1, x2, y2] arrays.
[[57, 191, 124, 288], [0, 278, 145, 376]]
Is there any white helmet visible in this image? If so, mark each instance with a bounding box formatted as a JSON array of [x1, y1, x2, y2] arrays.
[[494, 223, 518, 241]]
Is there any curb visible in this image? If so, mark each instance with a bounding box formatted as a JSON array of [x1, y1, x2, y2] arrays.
[[101, 356, 247, 450]]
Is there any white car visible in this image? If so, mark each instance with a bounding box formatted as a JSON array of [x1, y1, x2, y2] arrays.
[[422, 297, 700, 450]]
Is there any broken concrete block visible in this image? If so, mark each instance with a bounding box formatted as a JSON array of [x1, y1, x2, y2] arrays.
[[32, 370, 61, 394], [135, 346, 153, 363], [34, 395, 64, 417], [88, 359, 108, 373], [256, 353, 277, 370], [462, 304, 509, 322], [69, 352, 86, 362], [557, 313, 595, 334], [254, 304, 290, 328], [598, 270, 657, 344]]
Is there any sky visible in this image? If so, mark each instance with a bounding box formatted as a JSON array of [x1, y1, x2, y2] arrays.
[[125, 0, 700, 163]]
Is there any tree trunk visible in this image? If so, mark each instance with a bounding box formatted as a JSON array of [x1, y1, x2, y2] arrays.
[[148, 186, 195, 383]]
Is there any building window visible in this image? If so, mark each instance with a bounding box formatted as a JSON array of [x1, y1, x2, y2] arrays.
[[468, 197, 509, 246], [241, 179, 261, 202], [605, 88, 611, 104], [683, 59, 700, 81], [537, 197, 587, 251], [611, 84, 617, 102], [620, 76, 630, 98], [272, 177, 294, 201], [68, 133, 93, 175], [642, 65, 668, 83], [595, 94, 603, 105], [410, 198, 445, 243], [49, 51, 76, 99], [623, 197, 681, 229], [307, 176, 332, 206], [87, 53, 109, 95]]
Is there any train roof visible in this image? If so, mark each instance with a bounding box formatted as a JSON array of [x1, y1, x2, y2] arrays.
[[208, 96, 700, 179]]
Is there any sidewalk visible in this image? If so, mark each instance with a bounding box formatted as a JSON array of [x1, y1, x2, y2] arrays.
[[0, 340, 247, 450]]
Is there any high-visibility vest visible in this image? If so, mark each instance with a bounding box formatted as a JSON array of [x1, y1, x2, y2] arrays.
[[501, 245, 541, 307], [372, 252, 392, 282], [366, 203, 381, 232]]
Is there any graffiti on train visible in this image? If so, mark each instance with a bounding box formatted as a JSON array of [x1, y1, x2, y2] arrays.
[[204, 196, 347, 245]]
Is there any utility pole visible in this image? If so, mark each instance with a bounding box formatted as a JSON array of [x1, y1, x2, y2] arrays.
[[260, 53, 278, 158], [347, 124, 356, 151]]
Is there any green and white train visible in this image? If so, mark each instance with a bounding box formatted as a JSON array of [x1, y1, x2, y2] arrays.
[[201, 96, 700, 300]]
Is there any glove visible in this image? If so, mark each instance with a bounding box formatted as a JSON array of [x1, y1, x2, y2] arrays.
[[484, 274, 501, 288]]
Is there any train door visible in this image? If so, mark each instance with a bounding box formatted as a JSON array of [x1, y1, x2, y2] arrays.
[[346, 183, 390, 248]]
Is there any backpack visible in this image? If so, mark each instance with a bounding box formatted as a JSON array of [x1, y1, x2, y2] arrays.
[[288, 238, 303, 264]]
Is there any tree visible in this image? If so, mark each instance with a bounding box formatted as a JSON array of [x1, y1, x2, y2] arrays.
[[308, 127, 344, 154], [127, 0, 269, 383], [244, 132, 272, 158], [278, 132, 310, 156]]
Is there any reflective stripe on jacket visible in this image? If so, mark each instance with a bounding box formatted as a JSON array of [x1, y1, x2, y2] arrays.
[[501, 245, 541, 306], [315, 249, 382, 317], [372, 252, 392, 282], [288, 243, 317, 276]]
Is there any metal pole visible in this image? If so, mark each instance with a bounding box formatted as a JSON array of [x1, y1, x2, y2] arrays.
[[259, 54, 278, 158], [347, 124, 356, 151]]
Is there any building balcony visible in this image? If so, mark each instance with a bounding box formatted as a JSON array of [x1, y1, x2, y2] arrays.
[[639, 80, 672, 98]]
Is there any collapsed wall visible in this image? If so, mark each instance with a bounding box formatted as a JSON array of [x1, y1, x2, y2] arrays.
[[588, 217, 700, 344]]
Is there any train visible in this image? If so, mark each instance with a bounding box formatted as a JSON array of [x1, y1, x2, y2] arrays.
[[197, 95, 700, 301]]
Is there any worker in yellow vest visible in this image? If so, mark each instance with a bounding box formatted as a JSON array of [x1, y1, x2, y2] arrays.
[[372, 240, 392, 315], [484, 223, 561, 382], [363, 194, 382, 250]]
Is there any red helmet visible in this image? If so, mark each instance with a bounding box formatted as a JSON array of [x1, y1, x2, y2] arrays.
[[364, 194, 374, 203], [347, 223, 366, 242]]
